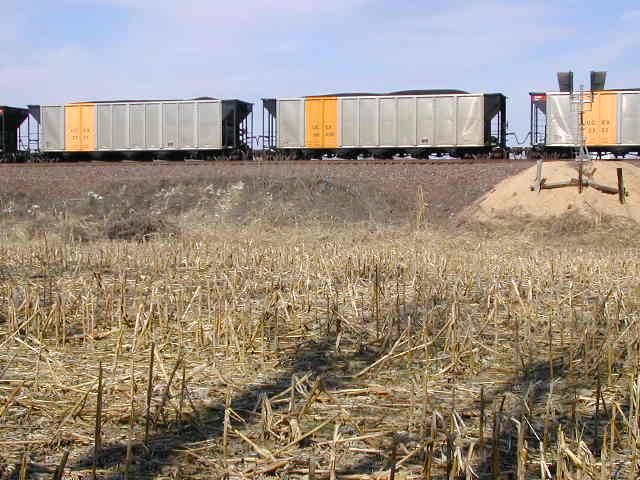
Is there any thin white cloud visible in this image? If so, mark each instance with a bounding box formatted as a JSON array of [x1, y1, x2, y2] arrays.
[[562, 11, 640, 87], [0, 0, 636, 141], [354, 1, 571, 71], [68, 0, 366, 24]]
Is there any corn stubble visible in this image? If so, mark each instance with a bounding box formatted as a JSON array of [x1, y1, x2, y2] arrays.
[[1, 224, 640, 479]]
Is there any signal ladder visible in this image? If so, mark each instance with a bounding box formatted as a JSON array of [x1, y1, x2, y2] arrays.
[[570, 85, 593, 164]]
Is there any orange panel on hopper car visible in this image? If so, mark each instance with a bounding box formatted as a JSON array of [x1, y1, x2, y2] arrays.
[[65, 103, 96, 151], [305, 97, 338, 148], [583, 92, 617, 146]]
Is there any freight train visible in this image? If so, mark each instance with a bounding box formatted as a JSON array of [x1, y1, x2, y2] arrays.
[[1, 98, 253, 161], [530, 89, 640, 157], [262, 90, 507, 158], [2, 74, 640, 162], [0, 106, 30, 162]]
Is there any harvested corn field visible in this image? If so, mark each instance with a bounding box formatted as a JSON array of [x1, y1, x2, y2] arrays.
[[1, 162, 640, 479]]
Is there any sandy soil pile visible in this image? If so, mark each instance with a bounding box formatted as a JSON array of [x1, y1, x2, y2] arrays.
[[464, 161, 640, 222]]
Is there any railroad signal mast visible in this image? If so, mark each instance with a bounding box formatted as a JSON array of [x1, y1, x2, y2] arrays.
[[570, 83, 594, 191], [561, 70, 607, 163], [571, 84, 592, 164]]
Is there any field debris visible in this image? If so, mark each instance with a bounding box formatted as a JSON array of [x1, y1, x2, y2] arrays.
[[1, 220, 640, 478], [1, 161, 640, 478]]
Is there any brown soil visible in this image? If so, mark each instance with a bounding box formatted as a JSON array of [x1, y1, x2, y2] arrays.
[[463, 160, 640, 222], [0, 161, 533, 223]]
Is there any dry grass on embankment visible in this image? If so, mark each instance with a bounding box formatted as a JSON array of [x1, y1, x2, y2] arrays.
[[1, 163, 640, 479]]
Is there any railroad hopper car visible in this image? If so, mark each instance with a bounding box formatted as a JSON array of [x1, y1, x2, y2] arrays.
[[34, 98, 253, 160], [262, 90, 507, 158], [0, 106, 29, 161], [530, 90, 640, 157]]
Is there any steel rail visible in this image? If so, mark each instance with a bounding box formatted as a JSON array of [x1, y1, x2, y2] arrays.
[[0, 158, 522, 168]]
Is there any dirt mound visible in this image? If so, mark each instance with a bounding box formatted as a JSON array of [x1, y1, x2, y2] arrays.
[[0, 161, 532, 223], [464, 161, 640, 222]]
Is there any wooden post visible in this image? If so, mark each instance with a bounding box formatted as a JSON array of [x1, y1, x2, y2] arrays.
[[617, 168, 625, 204], [578, 162, 583, 194], [531, 159, 543, 192]]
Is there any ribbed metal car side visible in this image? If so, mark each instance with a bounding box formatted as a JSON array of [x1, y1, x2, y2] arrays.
[[276, 99, 305, 148], [546, 90, 640, 148], [546, 94, 577, 146], [95, 100, 222, 151], [619, 92, 640, 145], [40, 105, 65, 152], [338, 94, 485, 148]]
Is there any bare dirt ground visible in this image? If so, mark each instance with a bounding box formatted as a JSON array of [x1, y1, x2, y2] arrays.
[[0, 161, 533, 223], [465, 160, 640, 222], [2, 160, 640, 479]]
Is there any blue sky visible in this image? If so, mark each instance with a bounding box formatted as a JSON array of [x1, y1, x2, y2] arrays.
[[2, 0, 640, 141]]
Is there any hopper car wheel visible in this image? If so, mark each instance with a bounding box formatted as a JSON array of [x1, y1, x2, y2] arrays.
[[525, 148, 544, 160], [300, 150, 315, 160], [338, 150, 358, 160], [490, 149, 506, 160], [371, 150, 393, 160], [279, 151, 297, 161], [265, 150, 278, 162]]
